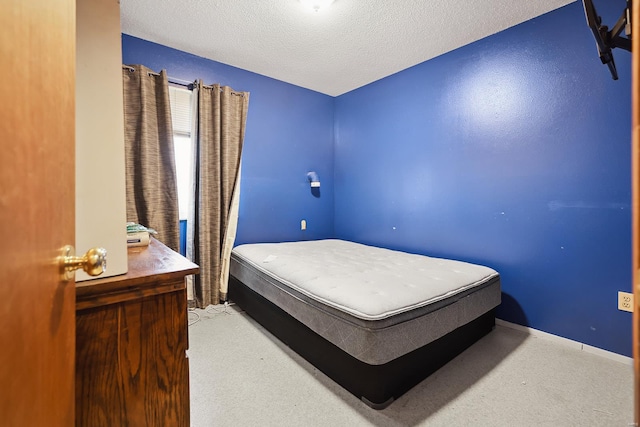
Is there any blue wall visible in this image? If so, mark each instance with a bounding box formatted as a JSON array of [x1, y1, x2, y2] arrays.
[[122, 0, 633, 356], [122, 35, 335, 245], [334, 2, 632, 356]]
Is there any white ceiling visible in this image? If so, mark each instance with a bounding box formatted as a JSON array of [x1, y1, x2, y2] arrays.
[[121, 0, 575, 96]]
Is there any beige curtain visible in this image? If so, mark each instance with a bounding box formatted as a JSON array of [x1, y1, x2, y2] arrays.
[[188, 82, 249, 307], [122, 65, 179, 251]]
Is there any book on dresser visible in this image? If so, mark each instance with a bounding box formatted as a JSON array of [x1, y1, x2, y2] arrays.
[[127, 231, 150, 247], [126, 222, 156, 247]]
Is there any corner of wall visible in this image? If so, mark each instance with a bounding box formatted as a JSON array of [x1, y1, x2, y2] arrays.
[[331, 95, 338, 239]]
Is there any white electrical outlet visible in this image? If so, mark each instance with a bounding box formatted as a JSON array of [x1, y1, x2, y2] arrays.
[[301, 219, 307, 230], [618, 291, 634, 312]]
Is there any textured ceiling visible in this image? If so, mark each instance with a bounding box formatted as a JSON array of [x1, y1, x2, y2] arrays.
[[121, 0, 575, 96]]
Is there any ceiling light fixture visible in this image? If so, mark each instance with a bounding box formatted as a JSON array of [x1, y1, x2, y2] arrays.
[[299, 0, 335, 12]]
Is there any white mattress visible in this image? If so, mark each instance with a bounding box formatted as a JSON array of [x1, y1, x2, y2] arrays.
[[231, 239, 501, 364], [232, 239, 498, 321]]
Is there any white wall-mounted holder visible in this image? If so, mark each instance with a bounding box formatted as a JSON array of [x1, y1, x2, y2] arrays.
[[307, 171, 320, 188]]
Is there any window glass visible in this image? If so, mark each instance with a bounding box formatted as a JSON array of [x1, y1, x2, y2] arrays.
[[174, 135, 192, 220], [169, 85, 193, 220]]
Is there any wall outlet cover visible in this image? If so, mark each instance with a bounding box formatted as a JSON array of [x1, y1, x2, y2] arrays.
[[618, 291, 634, 312]]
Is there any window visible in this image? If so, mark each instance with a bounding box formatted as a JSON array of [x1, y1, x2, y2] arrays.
[[169, 85, 194, 221]]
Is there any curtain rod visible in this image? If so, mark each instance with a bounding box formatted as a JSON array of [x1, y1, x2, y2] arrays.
[[122, 65, 246, 96], [122, 65, 194, 87]]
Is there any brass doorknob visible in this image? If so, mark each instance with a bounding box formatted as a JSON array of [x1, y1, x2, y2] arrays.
[[59, 245, 107, 280]]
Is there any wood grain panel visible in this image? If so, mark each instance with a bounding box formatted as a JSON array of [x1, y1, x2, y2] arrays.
[[75, 239, 196, 426], [633, 0, 639, 422], [0, 0, 76, 424], [75, 307, 125, 425], [76, 288, 189, 427]]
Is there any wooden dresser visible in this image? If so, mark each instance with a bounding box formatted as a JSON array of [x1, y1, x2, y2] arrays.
[[75, 238, 198, 427]]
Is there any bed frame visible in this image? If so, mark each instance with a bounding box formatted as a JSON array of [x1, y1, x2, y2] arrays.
[[229, 274, 496, 409]]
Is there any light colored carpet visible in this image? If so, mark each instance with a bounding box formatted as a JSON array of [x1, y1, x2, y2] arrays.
[[187, 305, 633, 427]]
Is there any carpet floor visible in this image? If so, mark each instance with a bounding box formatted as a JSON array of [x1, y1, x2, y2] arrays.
[[187, 304, 633, 427]]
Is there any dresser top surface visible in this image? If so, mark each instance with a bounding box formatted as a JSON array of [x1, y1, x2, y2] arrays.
[[76, 238, 199, 305]]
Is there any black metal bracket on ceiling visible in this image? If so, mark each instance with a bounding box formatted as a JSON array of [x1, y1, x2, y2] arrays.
[[582, 0, 633, 80]]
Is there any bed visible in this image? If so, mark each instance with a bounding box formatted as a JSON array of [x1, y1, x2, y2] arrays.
[[229, 239, 501, 409]]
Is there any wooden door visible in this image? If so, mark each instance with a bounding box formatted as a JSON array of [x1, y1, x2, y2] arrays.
[[0, 0, 76, 425], [634, 1, 640, 423]]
